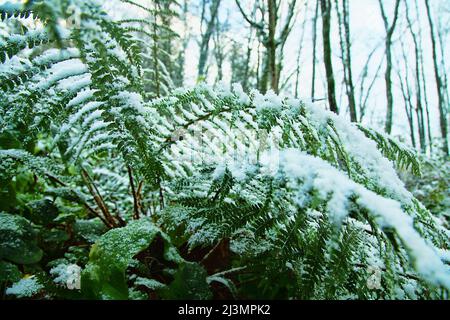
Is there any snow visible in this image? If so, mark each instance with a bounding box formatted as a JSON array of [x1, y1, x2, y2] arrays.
[[270, 149, 450, 289], [6, 29, 47, 48], [0, 55, 29, 76], [50, 264, 81, 290], [6, 276, 44, 298], [114, 91, 147, 113], [232, 83, 250, 105], [205, 144, 450, 289], [82, 109, 103, 127], [57, 73, 91, 92], [190, 102, 207, 116], [60, 101, 104, 135], [33, 48, 80, 66], [253, 89, 284, 112], [35, 59, 88, 90], [67, 89, 96, 108], [93, 167, 128, 184], [437, 249, 450, 263], [296, 100, 413, 204], [181, 108, 197, 121]]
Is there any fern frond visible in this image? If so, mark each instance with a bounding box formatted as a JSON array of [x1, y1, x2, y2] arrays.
[[358, 125, 421, 176]]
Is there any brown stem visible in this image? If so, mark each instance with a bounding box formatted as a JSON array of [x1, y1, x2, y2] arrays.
[[45, 173, 112, 228], [137, 181, 144, 214], [157, 175, 164, 210], [127, 165, 141, 220], [85, 202, 112, 228], [81, 169, 117, 228]]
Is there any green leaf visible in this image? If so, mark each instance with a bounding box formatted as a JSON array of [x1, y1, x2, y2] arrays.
[[25, 199, 59, 226], [134, 277, 166, 290], [0, 182, 17, 211], [73, 218, 107, 243], [0, 260, 22, 284], [0, 213, 43, 264], [41, 228, 70, 244], [161, 262, 212, 300], [207, 275, 237, 298], [81, 218, 183, 299], [0, 131, 21, 149]]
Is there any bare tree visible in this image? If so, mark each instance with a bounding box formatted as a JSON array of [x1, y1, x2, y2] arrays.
[[311, 0, 319, 99], [405, 0, 426, 153], [335, 0, 357, 121], [378, 0, 401, 134], [213, 12, 229, 82], [357, 44, 384, 122], [320, 0, 338, 113], [235, 0, 297, 93], [173, 0, 190, 88], [425, 0, 449, 155], [294, 3, 308, 98], [424, 0, 449, 155], [398, 38, 417, 149], [414, 0, 433, 153], [198, 0, 221, 79]]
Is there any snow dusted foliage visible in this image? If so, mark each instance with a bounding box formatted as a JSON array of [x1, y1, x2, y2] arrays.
[[5, 276, 44, 298], [155, 84, 450, 297], [0, 0, 449, 300]]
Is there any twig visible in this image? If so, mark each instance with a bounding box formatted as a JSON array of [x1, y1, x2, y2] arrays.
[[45, 173, 67, 187], [81, 169, 117, 228], [127, 165, 141, 220], [45, 173, 111, 228], [202, 239, 225, 263], [209, 266, 247, 278], [157, 175, 164, 210], [85, 202, 111, 228]]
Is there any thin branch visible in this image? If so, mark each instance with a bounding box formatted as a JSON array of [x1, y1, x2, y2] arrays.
[[277, 0, 297, 47], [81, 169, 117, 228], [45, 173, 112, 228], [235, 0, 264, 31], [127, 165, 141, 220]]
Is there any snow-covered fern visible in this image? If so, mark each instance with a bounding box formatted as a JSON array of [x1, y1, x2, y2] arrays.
[[0, 0, 448, 300]]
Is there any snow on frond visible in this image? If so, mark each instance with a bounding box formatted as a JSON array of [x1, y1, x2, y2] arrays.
[[0, 2, 27, 21], [0, 29, 50, 63], [155, 84, 449, 294], [155, 84, 420, 204], [1, 0, 447, 300], [358, 124, 421, 175], [272, 149, 449, 289]]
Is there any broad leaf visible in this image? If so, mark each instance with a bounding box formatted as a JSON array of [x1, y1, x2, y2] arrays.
[[0, 213, 43, 264]]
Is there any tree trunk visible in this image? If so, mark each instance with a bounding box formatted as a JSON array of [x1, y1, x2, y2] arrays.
[[267, 0, 278, 93], [406, 1, 426, 153], [414, 0, 432, 153], [294, 7, 307, 98], [335, 0, 357, 121], [398, 68, 417, 149], [379, 0, 401, 134], [197, 0, 221, 79], [320, 0, 338, 113], [311, 0, 319, 99], [425, 0, 449, 155], [259, 53, 270, 93]]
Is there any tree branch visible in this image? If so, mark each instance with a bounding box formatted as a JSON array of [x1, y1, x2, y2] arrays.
[[235, 0, 264, 30]]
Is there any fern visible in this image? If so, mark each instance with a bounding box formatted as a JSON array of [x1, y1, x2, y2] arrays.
[[0, 0, 449, 300]]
